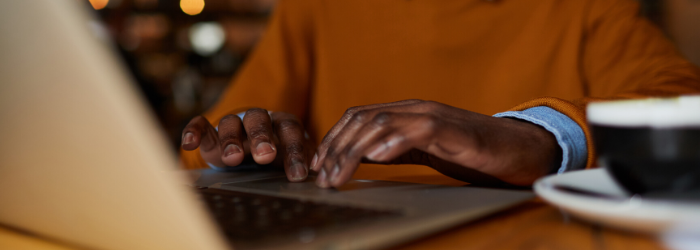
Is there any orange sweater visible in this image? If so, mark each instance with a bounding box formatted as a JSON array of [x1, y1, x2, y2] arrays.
[[181, 0, 700, 181]]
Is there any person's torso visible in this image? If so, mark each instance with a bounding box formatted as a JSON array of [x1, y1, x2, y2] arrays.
[[306, 0, 589, 139]]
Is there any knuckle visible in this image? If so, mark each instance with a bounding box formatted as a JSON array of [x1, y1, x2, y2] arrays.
[[372, 112, 393, 125], [345, 106, 361, 116], [326, 145, 340, 157], [341, 106, 361, 123], [420, 115, 440, 131], [351, 110, 371, 123]]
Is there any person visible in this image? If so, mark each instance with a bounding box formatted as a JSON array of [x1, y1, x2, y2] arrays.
[[180, 0, 700, 188]]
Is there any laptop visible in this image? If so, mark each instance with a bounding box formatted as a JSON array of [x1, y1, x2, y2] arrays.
[[0, 1, 534, 249]]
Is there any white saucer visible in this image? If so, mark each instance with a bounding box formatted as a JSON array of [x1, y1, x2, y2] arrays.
[[534, 169, 700, 234]]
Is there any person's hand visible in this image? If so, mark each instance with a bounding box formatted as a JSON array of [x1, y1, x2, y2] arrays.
[[310, 99, 561, 188], [181, 108, 315, 182]]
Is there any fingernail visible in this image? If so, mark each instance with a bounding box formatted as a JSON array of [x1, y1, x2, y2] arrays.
[[224, 144, 241, 157], [316, 168, 328, 188], [310, 154, 318, 170], [329, 164, 340, 184], [256, 142, 275, 156], [289, 159, 307, 182], [182, 132, 194, 145]]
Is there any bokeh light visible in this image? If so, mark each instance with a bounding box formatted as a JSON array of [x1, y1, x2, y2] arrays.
[[189, 22, 225, 56], [89, 0, 109, 10], [91, 0, 274, 148], [180, 0, 205, 15]]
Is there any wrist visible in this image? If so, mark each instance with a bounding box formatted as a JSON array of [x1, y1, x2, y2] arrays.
[[488, 117, 561, 185]]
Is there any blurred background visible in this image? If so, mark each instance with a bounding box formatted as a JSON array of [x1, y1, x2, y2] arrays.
[[84, 0, 700, 150], [85, 0, 275, 149]]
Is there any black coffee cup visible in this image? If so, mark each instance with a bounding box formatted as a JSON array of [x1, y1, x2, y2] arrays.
[[588, 96, 700, 197]]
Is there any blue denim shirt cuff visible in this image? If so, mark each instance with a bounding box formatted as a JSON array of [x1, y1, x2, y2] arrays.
[[493, 106, 587, 174]]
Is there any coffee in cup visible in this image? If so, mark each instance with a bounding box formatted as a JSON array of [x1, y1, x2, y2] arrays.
[[587, 96, 700, 197]]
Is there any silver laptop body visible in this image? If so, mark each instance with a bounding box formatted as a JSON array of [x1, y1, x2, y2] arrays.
[[0, 1, 533, 249]]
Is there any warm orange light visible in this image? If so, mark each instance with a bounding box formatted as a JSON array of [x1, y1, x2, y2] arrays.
[[88, 0, 109, 10], [180, 0, 205, 15]]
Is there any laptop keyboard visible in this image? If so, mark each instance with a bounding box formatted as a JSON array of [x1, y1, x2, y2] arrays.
[[196, 187, 402, 245]]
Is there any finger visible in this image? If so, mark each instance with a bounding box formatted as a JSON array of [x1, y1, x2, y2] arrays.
[[361, 115, 503, 184], [242, 108, 277, 164], [317, 100, 436, 180], [316, 168, 330, 188], [325, 112, 401, 187], [181, 116, 224, 167], [312, 99, 423, 172], [272, 112, 309, 182], [363, 114, 440, 163], [218, 114, 246, 166]]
